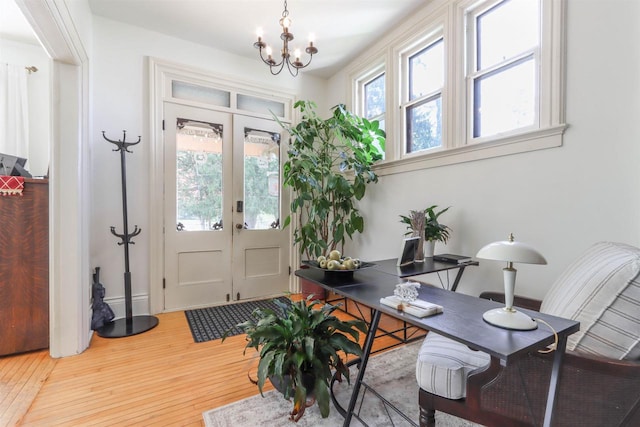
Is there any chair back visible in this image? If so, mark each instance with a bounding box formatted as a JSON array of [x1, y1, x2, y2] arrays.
[[541, 241, 640, 360]]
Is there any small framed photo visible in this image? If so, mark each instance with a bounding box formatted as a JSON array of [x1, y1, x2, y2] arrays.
[[397, 236, 420, 266]]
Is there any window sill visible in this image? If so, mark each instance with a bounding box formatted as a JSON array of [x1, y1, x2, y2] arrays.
[[374, 124, 568, 176]]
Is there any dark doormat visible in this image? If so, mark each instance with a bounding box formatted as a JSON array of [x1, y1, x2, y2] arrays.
[[184, 296, 291, 343]]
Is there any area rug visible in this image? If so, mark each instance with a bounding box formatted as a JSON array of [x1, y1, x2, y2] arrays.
[[203, 341, 483, 426], [185, 296, 290, 343]]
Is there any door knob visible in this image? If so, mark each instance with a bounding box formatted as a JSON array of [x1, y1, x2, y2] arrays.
[[235, 223, 243, 230]]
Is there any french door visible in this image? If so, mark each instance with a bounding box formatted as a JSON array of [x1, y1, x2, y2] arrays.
[[163, 102, 290, 311]]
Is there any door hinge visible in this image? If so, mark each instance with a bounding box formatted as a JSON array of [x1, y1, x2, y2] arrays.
[[163, 278, 166, 289], [289, 266, 291, 275], [237, 292, 240, 301], [162, 119, 165, 131], [226, 293, 230, 302]]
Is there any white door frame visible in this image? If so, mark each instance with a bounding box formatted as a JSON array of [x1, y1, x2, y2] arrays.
[[17, 0, 92, 357], [148, 58, 297, 313]]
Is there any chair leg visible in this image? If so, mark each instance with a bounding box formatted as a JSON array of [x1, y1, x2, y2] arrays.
[[419, 406, 436, 427]]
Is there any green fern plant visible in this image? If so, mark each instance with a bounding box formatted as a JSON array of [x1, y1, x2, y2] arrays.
[[228, 296, 366, 421]]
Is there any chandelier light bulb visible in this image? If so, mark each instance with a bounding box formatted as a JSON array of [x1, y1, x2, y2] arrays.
[[266, 46, 273, 57], [308, 33, 315, 43], [281, 16, 291, 31]]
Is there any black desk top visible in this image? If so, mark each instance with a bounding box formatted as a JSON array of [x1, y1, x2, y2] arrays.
[[295, 267, 580, 364], [373, 258, 479, 278]]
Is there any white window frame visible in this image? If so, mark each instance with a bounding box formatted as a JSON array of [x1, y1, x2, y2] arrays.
[[355, 64, 386, 121], [348, 0, 566, 177], [351, 60, 388, 157], [399, 31, 445, 158], [465, 0, 540, 143]]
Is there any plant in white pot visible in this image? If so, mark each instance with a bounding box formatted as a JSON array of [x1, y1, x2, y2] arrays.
[[228, 295, 367, 422], [400, 205, 451, 258]]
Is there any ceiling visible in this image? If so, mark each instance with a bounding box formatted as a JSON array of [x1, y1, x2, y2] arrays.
[[2, 0, 427, 79], [0, 0, 38, 44]]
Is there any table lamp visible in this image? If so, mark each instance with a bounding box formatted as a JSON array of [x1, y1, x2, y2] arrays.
[[476, 233, 547, 330]]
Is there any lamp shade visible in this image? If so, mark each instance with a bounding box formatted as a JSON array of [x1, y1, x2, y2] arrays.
[[476, 233, 546, 265]]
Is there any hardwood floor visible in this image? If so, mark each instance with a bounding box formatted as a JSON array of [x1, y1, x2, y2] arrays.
[[0, 296, 423, 427]]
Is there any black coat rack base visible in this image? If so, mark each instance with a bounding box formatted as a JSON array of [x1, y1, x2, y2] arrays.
[[96, 315, 159, 338], [99, 130, 159, 338]]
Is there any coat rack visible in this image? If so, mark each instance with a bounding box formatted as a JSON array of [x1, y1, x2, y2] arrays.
[[97, 130, 158, 338]]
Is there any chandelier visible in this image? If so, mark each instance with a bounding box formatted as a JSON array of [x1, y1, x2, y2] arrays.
[[254, 0, 318, 76]]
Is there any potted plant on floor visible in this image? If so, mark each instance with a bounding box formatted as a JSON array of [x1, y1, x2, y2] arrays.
[[276, 101, 385, 296], [230, 295, 367, 422], [400, 205, 451, 258]]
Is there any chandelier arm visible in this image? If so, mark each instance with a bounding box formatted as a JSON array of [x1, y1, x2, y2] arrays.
[[292, 53, 315, 70], [271, 61, 287, 76], [257, 47, 284, 68], [285, 60, 300, 77]]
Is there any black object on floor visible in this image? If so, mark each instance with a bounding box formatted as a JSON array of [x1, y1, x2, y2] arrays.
[[185, 297, 291, 343]]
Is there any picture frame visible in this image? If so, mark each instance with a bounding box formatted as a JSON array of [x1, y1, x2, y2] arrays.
[[397, 236, 420, 266]]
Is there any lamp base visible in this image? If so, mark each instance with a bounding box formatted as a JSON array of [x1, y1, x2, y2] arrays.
[[483, 307, 537, 330]]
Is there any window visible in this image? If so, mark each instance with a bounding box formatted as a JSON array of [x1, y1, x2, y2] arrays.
[[469, 0, 539, 139], [354, 66, 386, 158], [364, 73, 385, 123], [348, 0, 566, 175], [363, 72, 386, 157], [403, 38, 444, 153]]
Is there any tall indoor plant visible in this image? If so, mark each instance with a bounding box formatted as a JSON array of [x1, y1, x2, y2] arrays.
[[278, 100, 385, 260], [231, 295, 367, 422]]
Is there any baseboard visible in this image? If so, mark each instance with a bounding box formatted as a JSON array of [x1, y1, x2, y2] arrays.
[[103, 294, 151, 319]]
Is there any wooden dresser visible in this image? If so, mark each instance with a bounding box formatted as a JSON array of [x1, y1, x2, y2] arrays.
[[0, 178, 49, 355]]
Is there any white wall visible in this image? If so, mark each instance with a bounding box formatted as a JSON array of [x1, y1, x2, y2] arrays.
[[89, 16, 328, 314], [0, 38, 50, 176], [328, 0, 640, 300]]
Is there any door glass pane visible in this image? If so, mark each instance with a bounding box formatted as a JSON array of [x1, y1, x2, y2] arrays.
[[473, 57, 535, 138], [243, 127, 280, 230], [476, 0, 539, 70], [237, 94, 285, 117], [172, 81, 231, 107], [175, 118, 224, 231]]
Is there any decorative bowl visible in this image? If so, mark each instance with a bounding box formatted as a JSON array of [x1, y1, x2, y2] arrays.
[[302, 260, 375, 279]]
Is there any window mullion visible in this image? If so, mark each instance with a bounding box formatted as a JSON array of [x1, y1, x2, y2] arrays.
[[404, 89, 442, 110], [469, 47, 538, 80]]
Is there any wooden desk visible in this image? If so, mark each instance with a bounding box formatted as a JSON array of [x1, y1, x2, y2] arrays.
[[0, 179, 49, 355], [295, 267, 580, 427]]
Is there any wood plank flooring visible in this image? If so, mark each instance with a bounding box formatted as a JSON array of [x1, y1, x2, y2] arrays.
[[0, 296, 423, 427], [0, 351, 56, 426]]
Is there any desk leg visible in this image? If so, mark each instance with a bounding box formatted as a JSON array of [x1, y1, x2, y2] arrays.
[[543, 335, 567, 427], [343, 309, 382, 427], [450, 266, 466, 292]]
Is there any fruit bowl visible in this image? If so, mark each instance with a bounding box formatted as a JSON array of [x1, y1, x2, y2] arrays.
[[302, 260, 375, 279]]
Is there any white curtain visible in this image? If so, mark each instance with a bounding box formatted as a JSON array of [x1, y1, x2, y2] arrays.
[[0, 63, 30, 159]]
